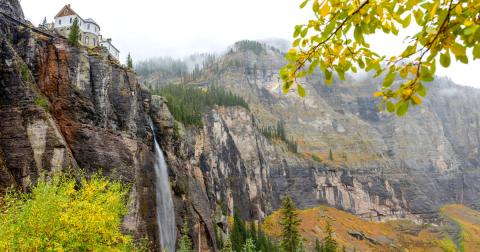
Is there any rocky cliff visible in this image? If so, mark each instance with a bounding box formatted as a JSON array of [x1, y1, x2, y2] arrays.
[[145, 43, 480, 245], [2, 1, 480, 251], [0, 2, 178, 250]]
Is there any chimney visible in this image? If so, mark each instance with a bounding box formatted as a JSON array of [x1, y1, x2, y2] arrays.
[[67, 4, 71, 7]]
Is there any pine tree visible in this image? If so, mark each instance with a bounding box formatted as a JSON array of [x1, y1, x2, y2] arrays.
[[241, 238, 256, 252], [296, 239, 306, 252], [222, 237, 233, 252], [315, 238, 322, 252], [67, 18, 81, 47], [127, 53, 133, 69], [322, 221, 338, 252], [279, 195, 302, 252], [249, 222, 257, 243], [41, 17, 47, 28], [231, 212, 248, 252], [178, 220, 192, 252]]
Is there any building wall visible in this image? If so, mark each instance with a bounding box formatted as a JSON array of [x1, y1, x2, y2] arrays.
[[54, 15, 100, 36], [100, 41, 120, 60], [84, 21, 100, 35], [83, 32, 98, 47]]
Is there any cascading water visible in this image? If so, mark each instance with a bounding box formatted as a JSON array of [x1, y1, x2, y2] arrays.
[[149, 120, 176, 252]]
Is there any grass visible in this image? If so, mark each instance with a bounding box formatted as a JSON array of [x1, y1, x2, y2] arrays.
[[441, 204, 480, 252]]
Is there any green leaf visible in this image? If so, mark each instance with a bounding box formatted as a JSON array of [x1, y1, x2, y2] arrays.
[[396, 102, 409, 116], [401, 44, 417, 57], [293, 25, 302, 38], [386, 101, 395, 113], [383, 70, 396, 87], [299, 0, 309, 8], [413, 9, 424, 25], [417, 83, 427, 97], [301, 28, 308, 38], [283, 81, 293, 93], [440, 52, 451, 67], [297, 84, 306, 97], [335, 66, 345, 80], [292, 38, 301, 47], [325, 69, 333, 85], [312, 0, 320, 12], [450, 43, 466, 57], [464, 25, 478, 36], [354, 26, 364, 44], [473, 44, 480, 60], [401, 14, 411, 28]]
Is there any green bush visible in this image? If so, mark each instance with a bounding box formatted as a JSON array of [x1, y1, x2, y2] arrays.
[[34, 97, 49, 110], [312, 154, 322, 163], [155, 84, 249, 127], [0, 173, 142, 251]]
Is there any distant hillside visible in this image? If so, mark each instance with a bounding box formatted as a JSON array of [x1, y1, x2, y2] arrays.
[[140, 40, 480, 223], [263, 204, 480, 251]]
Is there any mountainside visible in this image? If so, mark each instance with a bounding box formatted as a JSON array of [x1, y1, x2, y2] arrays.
[[0, 1, 212, 250], [262, 204, 480, 251], [142, 42, 480, 225], [2, 1, 480, 251]]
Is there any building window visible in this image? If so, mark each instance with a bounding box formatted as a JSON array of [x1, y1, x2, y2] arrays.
[[88, 24, 90, 29], [70, 17, 72, 23], [93, 38, 96, 46], [59, 19, 62, 25], [86, 36, 89, 45]]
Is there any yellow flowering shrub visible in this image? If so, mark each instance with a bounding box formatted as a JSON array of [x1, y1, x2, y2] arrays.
[[0, 173, 141, 251]]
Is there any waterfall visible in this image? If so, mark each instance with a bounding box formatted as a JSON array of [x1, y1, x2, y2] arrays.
[[149, 121, 176, 252]]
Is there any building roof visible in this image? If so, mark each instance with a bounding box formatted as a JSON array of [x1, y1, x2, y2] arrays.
[[54, 4, 78, 18], [85, 18, 99, 26]]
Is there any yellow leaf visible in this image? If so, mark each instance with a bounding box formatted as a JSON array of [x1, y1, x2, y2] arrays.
[[464, 19, 474, 26], [455, 4, 462, 15], [376, 6, 383, 18], [320, 2, 330, 17], [373, 91, 383, 97], [430, 2, 439, 17], [411, 95, 422, 105], [403, 88, 412, 97]]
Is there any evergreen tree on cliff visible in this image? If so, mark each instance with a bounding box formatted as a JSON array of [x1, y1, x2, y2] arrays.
[[178, 220, 192, 252], [67, 18, 80, 47], [127, 53, 133, 69], [321, 221, 338, 252], [279, 195, 302, 252]]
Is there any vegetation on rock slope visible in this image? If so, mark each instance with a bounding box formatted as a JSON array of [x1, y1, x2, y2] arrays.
[[0, 173, 142, 251], [155, 84, 249, 127], [263, 205, 480, 251]]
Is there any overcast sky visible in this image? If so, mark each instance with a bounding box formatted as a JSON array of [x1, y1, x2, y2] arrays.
[[21, 0, 479, 88]]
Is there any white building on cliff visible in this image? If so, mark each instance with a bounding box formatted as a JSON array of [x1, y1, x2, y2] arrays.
[[52, 4, 120, 60]]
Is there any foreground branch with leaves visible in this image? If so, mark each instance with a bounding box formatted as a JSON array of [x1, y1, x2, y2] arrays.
[[282, 0, 480, 116]]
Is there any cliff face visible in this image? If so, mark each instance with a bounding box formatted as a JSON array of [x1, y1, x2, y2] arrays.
[[3, 1, 480, 251], [151, 45, 480, 242]]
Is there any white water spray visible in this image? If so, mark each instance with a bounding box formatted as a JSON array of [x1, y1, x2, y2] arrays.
[[149, 121, 176, 252]]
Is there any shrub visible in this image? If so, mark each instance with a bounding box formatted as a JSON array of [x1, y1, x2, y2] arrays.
[[34, 97, 49, 110], [0, 173, 140, 251]]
